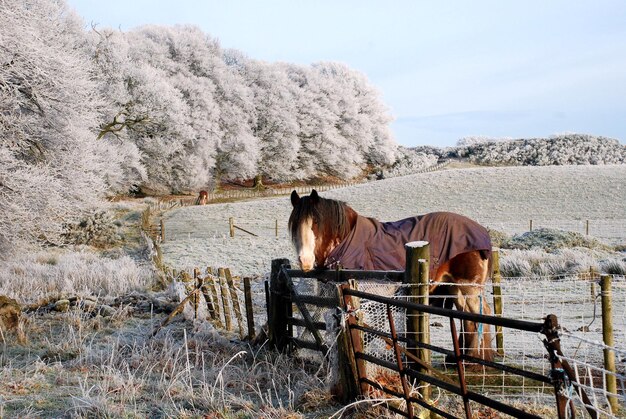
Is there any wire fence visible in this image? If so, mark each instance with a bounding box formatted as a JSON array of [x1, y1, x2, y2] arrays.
[[479, 218, 626, 245], [162, 215, 626, 244], [290, 274, 626, 417]]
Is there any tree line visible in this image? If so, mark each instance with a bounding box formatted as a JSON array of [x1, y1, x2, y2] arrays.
[[0, 0, 397, 253]]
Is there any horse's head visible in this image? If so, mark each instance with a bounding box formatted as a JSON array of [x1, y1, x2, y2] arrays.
[[288, 189, 356, 271]]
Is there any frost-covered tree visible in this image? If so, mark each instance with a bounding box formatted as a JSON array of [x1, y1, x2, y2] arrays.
[[281, 63, 396, 180], [91, 25, 261, 192], [313, 62, 396, 167], [88, 23, 398, 188], [462, 134, 626, 166], [225, 53, 301, 181], [90, 26, 219, 193], [0, 0, 126, 255]]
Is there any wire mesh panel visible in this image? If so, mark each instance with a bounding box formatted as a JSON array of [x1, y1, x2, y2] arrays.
[[347, 275, 626, 417], [482, 274, 625, 416], [356, 281, 407, 376], [289, 277, 340, 359], [557, 332, 626, 418], [273, 271, 625, 417]]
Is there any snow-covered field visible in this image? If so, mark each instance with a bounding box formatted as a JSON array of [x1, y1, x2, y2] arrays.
[[161, 165, 626, 276], [159, 164, 626, 414]]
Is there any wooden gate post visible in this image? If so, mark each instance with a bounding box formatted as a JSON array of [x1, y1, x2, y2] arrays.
[[404, 241, 431, 405], [600, 275, 618, 414], [492, 248, 505, 355], [268, 258, 291, 351], [543, 315, 568, 418], [243, 277, 255, 340], [334, 280, 365, 402]]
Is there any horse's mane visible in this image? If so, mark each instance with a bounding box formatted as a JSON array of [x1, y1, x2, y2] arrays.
[[288, 196, 354, 243]]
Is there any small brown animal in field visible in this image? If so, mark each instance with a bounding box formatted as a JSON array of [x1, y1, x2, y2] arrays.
[[196, 190, 209, 205], [0, 295, 26, 344]]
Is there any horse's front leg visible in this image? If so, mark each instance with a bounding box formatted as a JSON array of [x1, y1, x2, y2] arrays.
[[453, 285, 494, 362]]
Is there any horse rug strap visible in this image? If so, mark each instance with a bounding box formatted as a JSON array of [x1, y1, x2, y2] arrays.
[[325, 212, 492, 278]]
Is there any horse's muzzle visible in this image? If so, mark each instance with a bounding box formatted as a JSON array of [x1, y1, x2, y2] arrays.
[[299, 256, 315, 272]]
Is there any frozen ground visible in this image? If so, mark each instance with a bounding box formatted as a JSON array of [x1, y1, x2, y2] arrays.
[[159, 164, 625, 414], [161, 164, 626, 277]]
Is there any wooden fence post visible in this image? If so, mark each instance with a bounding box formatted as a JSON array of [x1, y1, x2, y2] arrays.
[[275, 219, 279, 237], [198, 269, 217, 321], [154, 243, 163, 271], [585, 220, 589, 236], [529, 219, 533, 232], [600, 275, 618, 414], [229, 217, 235, 238], [225, 269, 245, 339], [160, 219, 165, 242], [243, 277, 255, 340], [404, 241, 431, 406], [218, 268, 232, 331], [337, 279, 368, 399], [205, 268, 223, 328], [268, 258, 291, 351], [492, 248, 504, 355]]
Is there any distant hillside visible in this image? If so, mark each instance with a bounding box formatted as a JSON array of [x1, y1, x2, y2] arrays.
[[411, 134, 626, 167]]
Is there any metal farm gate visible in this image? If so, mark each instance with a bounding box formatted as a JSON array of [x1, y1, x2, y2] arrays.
[[266, 243, 606, 419]]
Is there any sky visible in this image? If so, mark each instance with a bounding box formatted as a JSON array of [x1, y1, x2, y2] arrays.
[[67, 0, 626, 148]]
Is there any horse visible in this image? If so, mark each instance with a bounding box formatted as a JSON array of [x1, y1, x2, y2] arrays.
[[288, 189, 494, 362]]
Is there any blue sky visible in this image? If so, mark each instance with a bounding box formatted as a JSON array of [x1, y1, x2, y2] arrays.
[[67, 0, 626, 147]]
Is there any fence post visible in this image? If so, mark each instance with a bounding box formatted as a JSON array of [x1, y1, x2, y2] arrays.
[[229, 217, 235, 238], [205, 268, 223, 328], [225, 269, 245, 339], [198, 269, 217, 321], [243, 277, 255, 340], [336, 280, 367, 399], [543, 314, 576, 418], [160, 219, 165, 242], [218, 268, 232, 331], [275, 219, 279, 237], [600, 275, 618, 414], [268, 258, 291, 351], [492, 248, 504, 355], [404, 241, 431, 407], [585, 220, 589, 235], [529, 219, 533, 231]]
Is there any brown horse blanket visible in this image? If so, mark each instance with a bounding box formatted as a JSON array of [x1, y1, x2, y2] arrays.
[[325, 212, 491, 277]]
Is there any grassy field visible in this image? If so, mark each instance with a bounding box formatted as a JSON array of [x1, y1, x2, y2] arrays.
[[1, 164, 625, 417], [161, 164, 626, 276]]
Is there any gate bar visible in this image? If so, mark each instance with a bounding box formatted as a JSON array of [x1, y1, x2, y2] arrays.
[[360, 377, 456, 419], [350, 322, 552, 383], [387, 304, 414, 419], [450, 317, 472, 419], [344, 288, 544, 332], [280, 266, 329, 353], [356, 352, 541, 418], [284, 268, 404, 282]]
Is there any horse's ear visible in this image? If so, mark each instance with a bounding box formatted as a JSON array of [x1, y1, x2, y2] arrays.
[[310, 189, 319, 203], [290, 190, 300, 207]]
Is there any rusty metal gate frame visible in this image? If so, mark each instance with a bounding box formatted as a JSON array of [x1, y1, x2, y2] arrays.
[[341, 286, 598, 419], [266, 262, 597, 418]]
